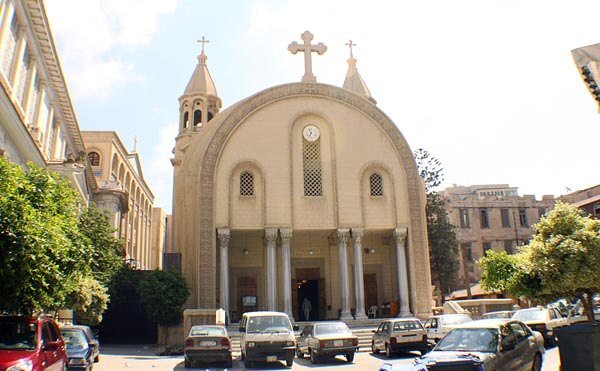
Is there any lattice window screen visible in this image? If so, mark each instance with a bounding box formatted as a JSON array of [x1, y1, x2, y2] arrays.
[[303, 138, 322, 196], [240, 171, 254, 196], [370, 173, 383, 196]]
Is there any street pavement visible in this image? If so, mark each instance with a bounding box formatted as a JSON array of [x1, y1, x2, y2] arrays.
[[92, 344, 561, 371]]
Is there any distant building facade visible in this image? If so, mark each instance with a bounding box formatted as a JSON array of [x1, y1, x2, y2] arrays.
[[442, 184, 555, 285], [81, 131, 157, 270], [0, 0, 95, 202], [559, 184, 600, 219]]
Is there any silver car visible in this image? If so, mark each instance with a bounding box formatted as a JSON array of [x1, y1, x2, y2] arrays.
[[415, 319, 544, 371]]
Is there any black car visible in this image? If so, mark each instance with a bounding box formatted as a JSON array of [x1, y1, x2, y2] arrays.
[[60, 327, 94, 370]]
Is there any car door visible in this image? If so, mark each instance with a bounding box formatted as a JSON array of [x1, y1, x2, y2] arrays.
[[495, 324, 520, 370], [42, 322, 65, 371], [507, 321, 537, 371], [298, 325, 310, 353], [373, 322, 385, 350], [424, 318, 439, 341]]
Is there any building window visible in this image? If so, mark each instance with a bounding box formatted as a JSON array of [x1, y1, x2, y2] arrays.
[[182, 111, 189, 129], [519, 208, 528, 227], [462, 243, 473, 262], [369, 173, 383, 196], [303, 137, 322, 196], [459, 208, 470, 228], [501, 208, 511, 228], [15, 48, 30, 104], [593, 203, 600, 217], [483, 242, 492, 254], [193, 109, 202, 127], [504, 240, 514, 254], [1, 14, 17, 77], [480, 208, 489, 228], [88, 152, 100, 166], [240, 171, 254, 196], [538, 207, 547, 219]]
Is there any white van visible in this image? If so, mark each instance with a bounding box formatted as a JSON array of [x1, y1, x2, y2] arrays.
[[423, 314, 472, 343], [239, 311, 298, 368]]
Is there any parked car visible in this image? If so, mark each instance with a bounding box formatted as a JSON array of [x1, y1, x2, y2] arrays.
[[60, 326, 95, 370], [482, 310, 514, 320], [422, 314, 472, 343], [60, 324, 100, 363], [512, 306, 567, 346], [296, 321, 358, 363], [239, 311, 298, 368], [184, 325, 232, 368], [0, 315, 68, 371], [415, 319, 545, 371], [371, 318, 428, 357]]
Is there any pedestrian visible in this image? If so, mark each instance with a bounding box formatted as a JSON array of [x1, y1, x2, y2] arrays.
[[302, 298, 312, 321]]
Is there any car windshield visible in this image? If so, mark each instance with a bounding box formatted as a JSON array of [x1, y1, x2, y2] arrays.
[[393, 321, 423, 332], [314, 323, 351, 336], [246, 316, 292, 333], [435, 328, 499, 353], [483, 312, 510, 319], [442, 315, 471, 325], [0, 320, 37, 350], [513, 309, 545, 322], [190, 327, 225, 336], [61, 330, 89, 350]]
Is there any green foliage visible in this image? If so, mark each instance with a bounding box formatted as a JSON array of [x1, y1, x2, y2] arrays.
[[78, 206, 125, 285], [0, 159, 87, 315], [139, 270, 189, 327], [65, 275, 109, 326], [480, 202, 600, 321], [413, 149, 460, 301]]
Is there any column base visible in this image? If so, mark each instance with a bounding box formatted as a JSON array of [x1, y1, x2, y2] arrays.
[[340, 311, 353, 321], [355, 312, 368, 320], [398, 311, 414, 318]]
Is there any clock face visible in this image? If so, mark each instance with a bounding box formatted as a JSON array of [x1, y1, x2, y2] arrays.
[[303, 125, 320, 141]]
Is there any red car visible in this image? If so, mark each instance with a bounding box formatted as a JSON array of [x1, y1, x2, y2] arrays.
[[0, 315, 68, 371]]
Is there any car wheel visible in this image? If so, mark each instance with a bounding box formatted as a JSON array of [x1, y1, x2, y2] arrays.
[[296, 347, 304, 358], [532, 353, 542, 371], [286, 357, 294, 367], [310, 348, 319, 364], [372, 341, 379, 354], [184, 358, 191, 368], [346, 352, 355, 362], [385, 344, 392, 358]]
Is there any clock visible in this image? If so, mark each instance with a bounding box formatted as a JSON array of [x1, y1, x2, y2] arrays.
[[303, 125, 320, 141]]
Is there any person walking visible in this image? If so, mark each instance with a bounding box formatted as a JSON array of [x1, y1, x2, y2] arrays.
[[302, 298, 312, 321]]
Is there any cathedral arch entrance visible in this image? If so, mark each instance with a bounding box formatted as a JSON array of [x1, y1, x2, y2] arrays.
[[293, 267, 325, 321]]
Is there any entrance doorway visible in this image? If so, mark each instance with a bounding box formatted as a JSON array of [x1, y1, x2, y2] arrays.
[[297, 279, 319, 321], [364, 273, 378, 317], [293, 267, 325, 321], [236, 276, 257, 322]]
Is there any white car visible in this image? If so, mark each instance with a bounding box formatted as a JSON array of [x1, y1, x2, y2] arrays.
[[512, 307, 567, 346], [423, 314, 472, 343]]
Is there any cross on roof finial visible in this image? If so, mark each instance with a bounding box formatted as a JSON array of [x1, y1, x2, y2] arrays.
[[288, 30, 327, 83], [197, 36, 209, 54], [345, 39, 356, 58]]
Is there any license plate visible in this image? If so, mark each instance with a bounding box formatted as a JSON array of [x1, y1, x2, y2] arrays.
[[334, 340, 343, 347], [199, 341, 216, 347], [266, 355, 277, 362]]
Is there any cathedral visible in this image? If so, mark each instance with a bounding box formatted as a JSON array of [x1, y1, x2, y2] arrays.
[[171, 31, 433, 322]]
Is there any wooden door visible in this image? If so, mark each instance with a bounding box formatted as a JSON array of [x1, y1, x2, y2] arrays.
[[237, 276, 257, 319], [364, 273, 378, 316]]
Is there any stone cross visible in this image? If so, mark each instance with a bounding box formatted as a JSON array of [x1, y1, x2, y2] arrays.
[[346, 39, 356, 58], [288, 31, 327, 83], [197, 36, 209, 54]]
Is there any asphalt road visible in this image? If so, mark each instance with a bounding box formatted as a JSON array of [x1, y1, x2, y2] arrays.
[[91, 344, 561, 371]]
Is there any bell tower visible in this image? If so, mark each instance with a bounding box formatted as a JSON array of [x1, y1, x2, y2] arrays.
[[178, 36, 222, 135]]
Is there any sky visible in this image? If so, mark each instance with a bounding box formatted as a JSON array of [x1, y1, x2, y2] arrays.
[[43, 0, 600, 213]]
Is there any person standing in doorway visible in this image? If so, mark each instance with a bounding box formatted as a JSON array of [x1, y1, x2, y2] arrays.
[[302, 297, 312, 321]]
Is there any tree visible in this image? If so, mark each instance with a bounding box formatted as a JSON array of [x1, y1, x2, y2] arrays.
[[413, 149, 460, 302], [0, 159, 89, 315], [139, 269, 189, 344], [64, 275, 109, 325], [481, 202, 600, 322]]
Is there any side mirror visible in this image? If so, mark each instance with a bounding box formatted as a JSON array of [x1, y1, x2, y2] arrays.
[[44, 342, 59, 352], [239, 327, 245, 333], [293, 325, 299, 331]]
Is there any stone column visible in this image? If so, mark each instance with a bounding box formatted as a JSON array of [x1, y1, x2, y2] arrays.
[[218, 228, 230, 316], [265, 228, 278, 311], [280, 229, 293, 320], [394, 227, 412, 317], [337, 228, 352, 320], [351, 228, 367, 319]]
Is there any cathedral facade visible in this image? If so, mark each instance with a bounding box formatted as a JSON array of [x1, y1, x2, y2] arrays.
[[171, 32, 433, 322]]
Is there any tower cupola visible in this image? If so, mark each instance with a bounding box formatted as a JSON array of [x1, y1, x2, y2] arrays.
[[342, 40, 376, 104]]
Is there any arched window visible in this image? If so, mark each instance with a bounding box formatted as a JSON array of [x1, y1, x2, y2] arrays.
[[370, 173, 383, 196], [193, 110, 202, 127], [182, 112, 189, 129], [208, 112, 214, 122], [88, 151, 100, 166], [240, 171, 254, 196], [303, 137, 322, 196]]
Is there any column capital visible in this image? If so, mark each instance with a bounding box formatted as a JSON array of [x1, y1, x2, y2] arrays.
[[351, 228, 363, 243], [337, 228, 350, 241], [280, 228, 293, 242], [394, 227, 408, 241], [265, 228, 278, 242], [217, 228, 230, 246]]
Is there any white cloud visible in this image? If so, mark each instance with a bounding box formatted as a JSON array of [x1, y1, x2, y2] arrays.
[[44, 0, 177, 100]]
